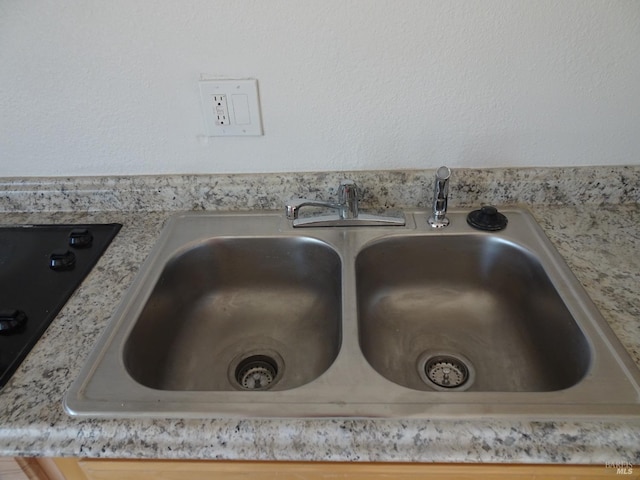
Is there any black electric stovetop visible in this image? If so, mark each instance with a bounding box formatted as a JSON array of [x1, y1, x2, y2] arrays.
[[0, 223, 121, 388]]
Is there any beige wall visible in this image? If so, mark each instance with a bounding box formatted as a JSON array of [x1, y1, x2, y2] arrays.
[[1, 0, 639, 177]]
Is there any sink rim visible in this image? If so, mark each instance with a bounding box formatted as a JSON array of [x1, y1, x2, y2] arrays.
[[64, 209, 640, 420]]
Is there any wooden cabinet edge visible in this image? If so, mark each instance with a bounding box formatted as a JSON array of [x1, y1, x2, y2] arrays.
[[50, 458, 87, 480], [0, 457, 65, 480], [47, 458, 632, 480]]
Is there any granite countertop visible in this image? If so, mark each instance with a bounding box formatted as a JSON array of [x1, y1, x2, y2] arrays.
[[0, 168, 639, 464]]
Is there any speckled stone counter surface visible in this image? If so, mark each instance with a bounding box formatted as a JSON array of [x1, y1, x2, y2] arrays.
[[0, 166, 639, 464]]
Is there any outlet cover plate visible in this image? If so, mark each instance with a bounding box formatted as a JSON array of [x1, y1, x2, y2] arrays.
[[199, 79, 263, 136]]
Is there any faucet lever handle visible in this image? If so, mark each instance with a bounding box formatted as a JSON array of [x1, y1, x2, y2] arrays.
[[338, 179, 357, 201], [428, 166, 451, 228], [338, 180, 358, 219]]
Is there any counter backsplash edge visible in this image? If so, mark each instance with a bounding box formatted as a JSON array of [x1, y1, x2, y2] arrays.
[[0, 165, 638, 213]]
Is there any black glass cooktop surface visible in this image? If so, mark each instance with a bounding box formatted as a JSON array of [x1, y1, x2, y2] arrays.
[[0, 223, 121, 388]]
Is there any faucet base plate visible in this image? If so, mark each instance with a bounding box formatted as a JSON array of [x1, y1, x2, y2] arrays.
[[428, 216, 450, 228], [293, 213, 406, 228]]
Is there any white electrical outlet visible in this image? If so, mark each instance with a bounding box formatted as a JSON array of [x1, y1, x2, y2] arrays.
[[213, 95, 229, 126], [199, 79, 263, 136]]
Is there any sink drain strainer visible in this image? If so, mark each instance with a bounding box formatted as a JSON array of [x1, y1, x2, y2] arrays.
[[418, 352, 475, 391], [234, 354, 280, 391], [426, 356, 468, 388]]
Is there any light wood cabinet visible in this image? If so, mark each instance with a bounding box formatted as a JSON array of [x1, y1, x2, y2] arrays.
[[48, 458, 627, 480], [0, 457, 33, 480], [0, 457, 63, 480]]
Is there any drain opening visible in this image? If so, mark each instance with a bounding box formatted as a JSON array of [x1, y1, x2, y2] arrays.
[[418, 352, 475, 391], [235, 355, 279, 390], [425, 356, 468, 388]]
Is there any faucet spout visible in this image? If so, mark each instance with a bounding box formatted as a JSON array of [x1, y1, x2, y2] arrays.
[[285, 180, 359, 221], [428, 166, 451, 228], [285, 199, 339, 220]]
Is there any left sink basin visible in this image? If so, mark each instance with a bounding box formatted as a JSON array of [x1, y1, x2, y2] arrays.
[[65, 212, 348, 417], [124, 236, 342, 391]]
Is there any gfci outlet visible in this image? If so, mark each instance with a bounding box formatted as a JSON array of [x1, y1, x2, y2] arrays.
[[213, 95, 229, 126], [199, 79, 263, 136]]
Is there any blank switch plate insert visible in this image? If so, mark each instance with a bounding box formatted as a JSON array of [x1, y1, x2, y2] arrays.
[[199, 79, 263, 136]]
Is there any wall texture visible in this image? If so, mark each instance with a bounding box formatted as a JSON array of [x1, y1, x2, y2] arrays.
[[1, 0, 639, 176]]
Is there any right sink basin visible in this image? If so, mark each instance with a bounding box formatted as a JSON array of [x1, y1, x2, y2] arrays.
[[356, 234, 590, 393]]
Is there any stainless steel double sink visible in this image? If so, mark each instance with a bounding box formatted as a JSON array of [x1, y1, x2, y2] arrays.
[[65, 209, 640, 418]]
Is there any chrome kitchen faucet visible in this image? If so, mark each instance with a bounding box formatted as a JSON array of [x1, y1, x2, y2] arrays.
[[285, 180, 405, 227]]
